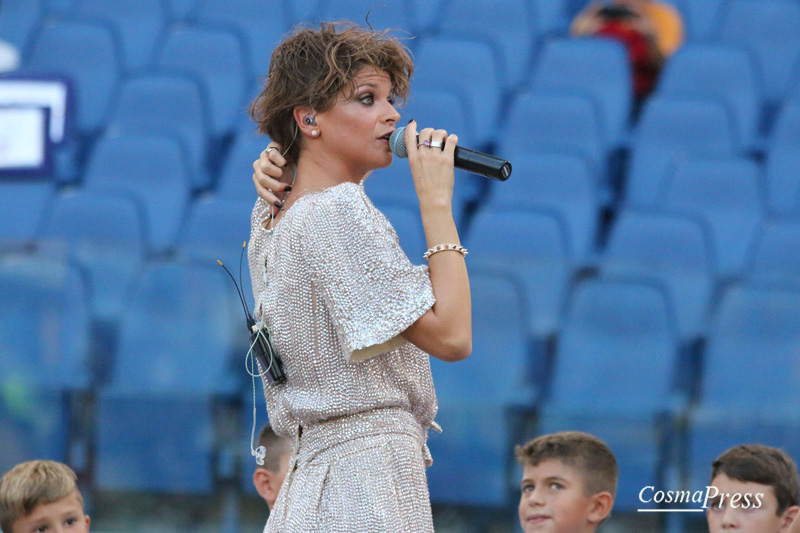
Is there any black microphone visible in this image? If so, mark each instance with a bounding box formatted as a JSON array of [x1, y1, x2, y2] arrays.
[[389, 126, 512, 181]]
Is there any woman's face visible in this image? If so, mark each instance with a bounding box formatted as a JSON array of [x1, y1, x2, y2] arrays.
[[314, 67, 401, 177]]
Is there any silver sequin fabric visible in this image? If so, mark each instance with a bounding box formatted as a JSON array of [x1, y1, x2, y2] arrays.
[[248, 181, 438, 532]]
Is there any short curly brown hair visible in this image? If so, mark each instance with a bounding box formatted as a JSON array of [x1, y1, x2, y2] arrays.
[[249, 22, 413, 165]]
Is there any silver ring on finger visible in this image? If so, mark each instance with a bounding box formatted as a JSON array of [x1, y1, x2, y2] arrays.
[[417, 139, 432, 148], [429, 140, 443, 148], [265, 146, 277, 155]]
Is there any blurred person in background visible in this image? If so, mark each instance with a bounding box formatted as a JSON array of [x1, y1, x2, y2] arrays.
[[571, 0, 683, 103], [247, 21, 471, 533]]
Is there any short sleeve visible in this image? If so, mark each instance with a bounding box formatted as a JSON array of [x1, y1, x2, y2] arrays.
[[300, 184, 435, 362]]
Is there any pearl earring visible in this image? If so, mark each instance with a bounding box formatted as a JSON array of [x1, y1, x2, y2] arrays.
[[311, 130, 318, 137]]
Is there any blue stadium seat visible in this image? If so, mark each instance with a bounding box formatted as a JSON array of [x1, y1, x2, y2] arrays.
[[747, 219, 800, 286], [485, 152, 599, 266], [364, 159, 472, 230], [320, 0, 414, 33], [217, 130, 266, 201], [411, 37, 502, 147], [177, 196, 253, 270], [497, 92, 605, 179], [669, 0, 725, 41], [401, 88, 476, 148], [0, 182, 54, 249], [40, 190, 146, 324], [95, 261, 239, 493], [84, 135, 191, 254], [769, 100, 800, 149], [164, 0, 200, 20], [427, 269, 532, 506], [77, 0, 166, 72], [438, 0, 535, 90], [529, 0, 568, 35], [663, 157, 763, 280], [196, 0, 288, 81], [0, 0, 43, 55], [600, 210, 714, 342], [155, 26, 248, 136], [625, 97, 738, 207], [105, 74, 210, 189], [530, 38, 632, 148], [285, 0, 321, 26], [25, 20, 121, 134], [655, 43, 761, 151], [719, 0, 800, 106], [538, 278, 680, 510], [44, 0, 76, 15], [369, 201, 426, 262], [0, 255, 90, 472], [465, 208, 572, 340], [687, 285, 800, 491], [764, 146, 800, 216]]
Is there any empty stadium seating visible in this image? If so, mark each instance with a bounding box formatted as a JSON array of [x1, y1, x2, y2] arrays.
[[5, 1, 800, 525]]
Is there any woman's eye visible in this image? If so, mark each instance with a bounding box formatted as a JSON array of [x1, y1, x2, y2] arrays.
[[360, 94, 374, 104], [549, 482, 563, 490]]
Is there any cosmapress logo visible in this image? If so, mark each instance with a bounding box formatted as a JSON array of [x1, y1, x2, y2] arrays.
[[637, 486, 765, 513]]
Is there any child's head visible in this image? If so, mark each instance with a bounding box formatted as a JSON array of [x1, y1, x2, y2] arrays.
[[707, 444, 800, 533], [0, 460, 89, 533], [252, 424, 291, 511], [515, 431, 617, 533]]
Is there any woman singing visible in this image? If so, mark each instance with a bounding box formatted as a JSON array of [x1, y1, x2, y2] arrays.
[[247, 23, 471, 532]]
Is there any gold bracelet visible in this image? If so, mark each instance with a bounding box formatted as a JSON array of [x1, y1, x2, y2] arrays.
[[423, 243, 468, 260]]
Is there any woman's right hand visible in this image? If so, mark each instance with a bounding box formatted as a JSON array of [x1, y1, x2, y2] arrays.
[[404, 121, 458, 210], [253, 143, 294, 208]]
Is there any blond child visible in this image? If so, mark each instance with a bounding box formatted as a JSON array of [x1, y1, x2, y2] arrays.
[[0, 460, 90, 533]]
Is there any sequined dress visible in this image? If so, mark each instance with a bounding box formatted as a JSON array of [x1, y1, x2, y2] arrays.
[[248, 181, 439, 532]]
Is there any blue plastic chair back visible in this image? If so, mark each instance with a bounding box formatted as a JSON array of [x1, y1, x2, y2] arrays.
[[106, 74, 210, 189], [664, 157, 762, 279], [764, 146, 800, 216], [412, 37, 502, 147], [720, 0, 800, 103], [26, 20, 121, 133], [439, 0, 535, 89], [602, 210, 714, 340], [41, 190, 146, 322], [0, 182, 54, 248], [549, 278, 678, 415], [656, 43, 761, 150], [84, 135, 191, 254], [0, 0, 43, 53], [196, 0, 288, 79], [498, 92, 605, 176], [156, 26, 248, 135], [77, 0, 166, 71], [217, 131, 267, 201], [486, 152, 598, 264], [109, 262, 237, 394], [747, 219, 800, 286], [703, 285, 800, 411], [530, 38, 632, 147], [626, 97, 737, 207]]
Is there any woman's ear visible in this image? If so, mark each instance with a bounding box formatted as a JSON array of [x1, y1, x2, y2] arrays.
[[293, 107, 319, 138]]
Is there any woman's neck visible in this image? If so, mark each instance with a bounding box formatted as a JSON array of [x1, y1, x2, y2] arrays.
[[294, 149, 368, 190]]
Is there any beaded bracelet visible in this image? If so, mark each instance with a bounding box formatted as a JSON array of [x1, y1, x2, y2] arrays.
[[423, 243, 468, 260]]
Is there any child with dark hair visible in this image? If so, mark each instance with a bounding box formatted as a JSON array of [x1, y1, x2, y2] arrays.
[[515, 431, 617, 533], [707, 444, 800, 533]]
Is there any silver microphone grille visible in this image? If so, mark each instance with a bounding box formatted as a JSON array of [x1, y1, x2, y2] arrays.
[[389, 127, 408, 159]]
